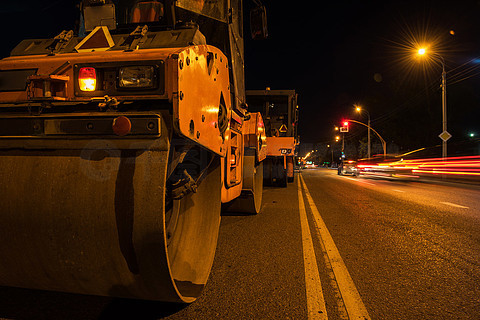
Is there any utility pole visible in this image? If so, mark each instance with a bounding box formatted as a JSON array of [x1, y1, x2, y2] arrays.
[[441, 63, 447, 159]]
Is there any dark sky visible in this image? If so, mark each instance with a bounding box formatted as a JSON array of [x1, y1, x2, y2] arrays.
[[244, 1, 480, 150], [1, 1, 480, 152]]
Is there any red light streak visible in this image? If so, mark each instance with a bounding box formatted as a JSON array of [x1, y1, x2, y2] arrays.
[[357, 155, 480, 178]]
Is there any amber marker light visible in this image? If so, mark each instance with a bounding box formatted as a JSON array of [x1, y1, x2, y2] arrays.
[[78, 67, 97, 92]]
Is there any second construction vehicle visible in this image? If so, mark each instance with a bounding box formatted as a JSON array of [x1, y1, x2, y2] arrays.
[[246, 89, 298, 187]]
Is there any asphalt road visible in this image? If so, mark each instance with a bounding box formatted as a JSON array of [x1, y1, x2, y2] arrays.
[[0, 168, 479, 319]]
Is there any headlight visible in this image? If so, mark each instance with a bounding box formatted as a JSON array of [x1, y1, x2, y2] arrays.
[[118, 66, 155, 89]]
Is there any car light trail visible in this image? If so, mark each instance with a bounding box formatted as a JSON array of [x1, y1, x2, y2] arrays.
[[357, 155, 480, 179]]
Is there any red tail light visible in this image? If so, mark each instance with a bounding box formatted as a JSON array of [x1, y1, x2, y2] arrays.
[[78, 67, 96, 91]]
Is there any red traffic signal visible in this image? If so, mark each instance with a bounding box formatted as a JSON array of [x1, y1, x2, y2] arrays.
[[340, 120, 349, 133]]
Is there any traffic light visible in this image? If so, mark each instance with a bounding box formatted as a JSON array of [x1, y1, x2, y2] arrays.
[[343, 121, 349, 127]]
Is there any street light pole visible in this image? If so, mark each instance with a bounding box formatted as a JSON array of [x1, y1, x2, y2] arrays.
[[355, 106, 371, 158], [441, 61, 447, 159], [367, 116, 371, 158], [417, 48, 448, 159]]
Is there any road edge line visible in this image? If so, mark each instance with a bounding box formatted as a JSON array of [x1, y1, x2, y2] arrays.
[[300, 174, 371, 320]]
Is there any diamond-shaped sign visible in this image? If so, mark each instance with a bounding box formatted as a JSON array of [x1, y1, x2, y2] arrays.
[[438, 131, 452, 142]]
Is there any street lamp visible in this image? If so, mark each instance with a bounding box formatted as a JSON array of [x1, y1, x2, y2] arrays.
[[354, 105, 371, 158], [417, 47, 449, 159]]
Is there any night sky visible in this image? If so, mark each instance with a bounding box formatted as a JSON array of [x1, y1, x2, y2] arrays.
[[1, 1, 480, 154], [244, 1, 480, 152]]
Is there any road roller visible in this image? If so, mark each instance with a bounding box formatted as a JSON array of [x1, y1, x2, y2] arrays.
[[0, 0, 267, 303], [246, 89, 298, 187]]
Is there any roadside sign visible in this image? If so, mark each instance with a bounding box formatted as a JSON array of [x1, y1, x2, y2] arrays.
[[340, 126, 348, 133], [438, 131, 452, 142], [279, 124, 288, 133]]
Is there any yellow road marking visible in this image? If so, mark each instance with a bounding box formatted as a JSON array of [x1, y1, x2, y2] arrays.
[[297, 178, 328, 320], [300, 174, 371, 320]]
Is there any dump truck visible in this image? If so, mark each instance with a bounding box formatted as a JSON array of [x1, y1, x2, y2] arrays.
[[246, 89, 298, 186], [0, 0, 267, 303]]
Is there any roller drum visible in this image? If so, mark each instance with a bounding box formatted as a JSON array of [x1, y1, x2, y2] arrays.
[[0, 140, 221, 303]]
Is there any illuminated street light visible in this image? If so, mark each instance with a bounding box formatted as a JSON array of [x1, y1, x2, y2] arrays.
[[416, 47, 449, 159], [354, 105, 371, 158]]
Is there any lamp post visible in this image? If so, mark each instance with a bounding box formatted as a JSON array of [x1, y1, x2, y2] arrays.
[[355, 105, 371, 158], [417, 48, 449, 159]]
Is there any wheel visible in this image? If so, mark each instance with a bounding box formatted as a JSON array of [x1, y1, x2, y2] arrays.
[[0, 136, 221, 303], [164, 143, 222, 302], [223, 154, 263, 214]]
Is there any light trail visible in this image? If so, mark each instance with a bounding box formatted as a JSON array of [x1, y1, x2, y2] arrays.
[[357, 155, 480, 180]]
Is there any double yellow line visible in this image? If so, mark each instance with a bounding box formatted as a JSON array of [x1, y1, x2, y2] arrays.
[[297, 174, 371, 320]]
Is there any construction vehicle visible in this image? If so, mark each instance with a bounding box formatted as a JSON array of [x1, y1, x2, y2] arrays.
[[246, 89, 298, 186], [0, 0, 267, 303]]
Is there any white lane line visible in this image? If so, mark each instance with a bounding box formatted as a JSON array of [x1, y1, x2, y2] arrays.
[[342, 176, 376, 186], [300, 175, 371, 320], [393, 189, 405, 193], [297, 178, 328, 320], [440, 201, 469, 209]]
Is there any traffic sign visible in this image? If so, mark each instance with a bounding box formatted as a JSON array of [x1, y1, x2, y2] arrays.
[[438, 131, 452, 142], [279, 124, 288, 133], [340, 126, 348, 133]]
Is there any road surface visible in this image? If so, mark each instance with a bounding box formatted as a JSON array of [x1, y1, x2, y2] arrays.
[[0, 168, 479, 319]]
